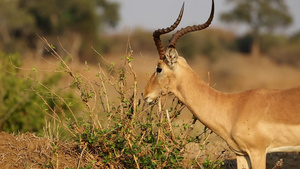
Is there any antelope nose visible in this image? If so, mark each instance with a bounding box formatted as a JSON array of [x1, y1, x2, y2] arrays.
[[142, 92, 147, 99], [141, 93, 145, 99]]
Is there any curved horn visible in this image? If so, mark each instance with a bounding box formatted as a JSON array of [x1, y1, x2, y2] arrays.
[[168, 0, 214, 48], [153, 3, 184, 60]]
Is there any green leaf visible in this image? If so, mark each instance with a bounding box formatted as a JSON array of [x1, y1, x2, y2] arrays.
[[32, 67, 38, 72]]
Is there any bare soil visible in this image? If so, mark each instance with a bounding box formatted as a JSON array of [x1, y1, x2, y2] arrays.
[[0, 132, 81, 169]]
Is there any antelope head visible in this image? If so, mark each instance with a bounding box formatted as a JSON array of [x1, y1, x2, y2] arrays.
[[143, 0, 214, 102]]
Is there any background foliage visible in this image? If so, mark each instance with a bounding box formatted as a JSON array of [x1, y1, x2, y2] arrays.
[[0, 0, 119, 59], [220, 0, 293, 56]]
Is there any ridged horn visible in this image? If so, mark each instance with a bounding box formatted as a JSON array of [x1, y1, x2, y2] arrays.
[[168, 0, 214, 48], [153, 3, 184, 60]]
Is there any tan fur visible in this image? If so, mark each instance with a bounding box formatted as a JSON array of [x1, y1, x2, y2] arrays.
[[144, 55, 300, 169]]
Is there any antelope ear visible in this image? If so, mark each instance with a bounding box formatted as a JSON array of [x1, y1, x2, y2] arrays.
[[164, 46, 178, 68]]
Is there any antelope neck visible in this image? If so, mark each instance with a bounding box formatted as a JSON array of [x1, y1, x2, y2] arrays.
[[173, 64, 234, 139]]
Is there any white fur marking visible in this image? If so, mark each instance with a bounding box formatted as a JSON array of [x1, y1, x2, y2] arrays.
[[268, 146, 300, 153]]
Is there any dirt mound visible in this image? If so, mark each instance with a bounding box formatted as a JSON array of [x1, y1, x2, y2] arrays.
[[0, 132, 79, 168]]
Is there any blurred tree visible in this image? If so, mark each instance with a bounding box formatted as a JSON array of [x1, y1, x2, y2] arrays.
[[220, 0, 292, 57], [0, 0, 119, 59], [0, 0, 35, 51]]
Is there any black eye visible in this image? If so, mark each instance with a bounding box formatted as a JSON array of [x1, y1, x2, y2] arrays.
[[156, 67, 162, 73]]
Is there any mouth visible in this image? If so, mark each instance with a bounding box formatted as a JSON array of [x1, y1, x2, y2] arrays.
[[142, 92, 158, 103], [144, 97, 154, 103], [144, 97, 160, 106], [143, 91, 172, 103]]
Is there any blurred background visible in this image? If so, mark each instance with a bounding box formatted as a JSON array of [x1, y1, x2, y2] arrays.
[[0, 0, 300, 62], [0, 0, 300, 133]]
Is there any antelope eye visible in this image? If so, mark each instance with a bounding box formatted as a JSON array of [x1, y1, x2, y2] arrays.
[[156, 67, 162, 73]]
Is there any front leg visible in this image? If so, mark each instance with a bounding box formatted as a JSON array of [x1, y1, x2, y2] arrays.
[[236, 155, 251, 169], [248, 150, 267, 169]]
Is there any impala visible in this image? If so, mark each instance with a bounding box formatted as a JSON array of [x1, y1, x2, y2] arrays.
[[143, 0, 300, 168]]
